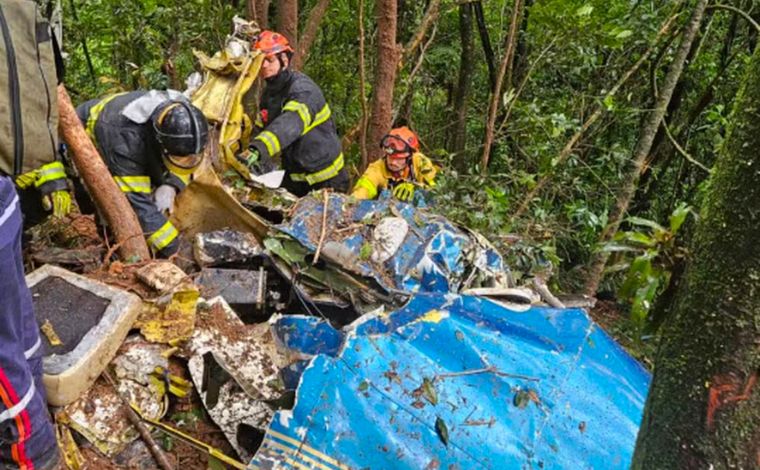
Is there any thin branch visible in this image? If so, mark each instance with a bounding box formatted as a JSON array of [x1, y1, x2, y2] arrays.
[[512, 12, 681, 219], [708, 4, 760, 33], [434, 366, 539, 382], [312, 191, 330, 265], [496, 39, 556, 136], [401, 0, 442, 64], [480, 0, 524, 173], [393, 24, 438, 123], [662, 117, 710, 172]]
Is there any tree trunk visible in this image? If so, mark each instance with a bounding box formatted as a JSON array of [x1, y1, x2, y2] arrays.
[[480, 0, 523, 173], [248, 0, 269, 28], [583, 0, 709, 295], [276, 0, 298, 50], [367, 0, 400, 163], [450, 1, 474, 160], [512, 0, 534, 88], [631, 43, 760, 470], [357, 0, 369, 171], [474, 1, 496, 91], [57, 85, 150, 262], [294, 0, 331, 69]]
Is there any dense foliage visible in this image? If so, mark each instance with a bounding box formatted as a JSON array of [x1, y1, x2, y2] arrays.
[[55, 0, 759, 353]]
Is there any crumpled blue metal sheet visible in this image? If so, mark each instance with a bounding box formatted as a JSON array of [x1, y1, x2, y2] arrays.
[[254, 294, 651, 469], [274, 193, 507, 294]]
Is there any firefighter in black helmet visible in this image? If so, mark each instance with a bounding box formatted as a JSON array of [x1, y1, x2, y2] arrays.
[[76, 90, 209, 256]]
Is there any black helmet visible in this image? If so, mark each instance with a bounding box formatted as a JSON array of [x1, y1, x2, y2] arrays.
[[152, 100, 209, 156]]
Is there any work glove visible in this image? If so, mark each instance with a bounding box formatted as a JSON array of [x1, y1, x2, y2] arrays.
[[236, 147, 261, 171], [15, 161, 73, 218], [392, 182, 416, 202], [154, 184, 177, 214], [43, 191, 72, 218]]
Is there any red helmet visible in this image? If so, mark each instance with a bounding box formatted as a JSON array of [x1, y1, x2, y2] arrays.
[[254, 30, 294, 57], [380, 126, 419, 158]]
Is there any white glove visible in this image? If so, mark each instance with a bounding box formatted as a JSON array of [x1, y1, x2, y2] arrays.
[[154, 184, 177, 214]]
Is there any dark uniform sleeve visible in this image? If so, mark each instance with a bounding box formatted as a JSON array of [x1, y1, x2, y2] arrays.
[[125, 191, 180, 257], [250, 84, 322, 162]]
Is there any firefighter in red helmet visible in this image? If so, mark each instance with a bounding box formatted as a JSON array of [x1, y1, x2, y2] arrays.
[[352, 127, 438, 201], [238, 31, 348, 196]]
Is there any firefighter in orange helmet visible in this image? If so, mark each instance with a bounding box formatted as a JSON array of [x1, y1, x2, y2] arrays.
[[238, 31, 348, 196], [352, 127, 438, 201]]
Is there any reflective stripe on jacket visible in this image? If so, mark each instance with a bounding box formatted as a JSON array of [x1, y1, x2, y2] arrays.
[[352, 153, 438, 200], [250, 69, 344, 192]]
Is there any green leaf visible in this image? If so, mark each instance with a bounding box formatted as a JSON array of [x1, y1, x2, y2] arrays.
[[359, 242, 373, 260], [599, 242, 642, 253], [421, 378, 438, 405], [435, 417, 449, 447], [626, 216, 666, 232], [614, 29, 633, 40], [358, 380, 369, 392], [208, 456, 226, 470], [669, 203, 691, 234], [513, 389, 531, 409], [618, 231, 657, 248], [603, 95, 614, 111], [576, 4, 594, 16]]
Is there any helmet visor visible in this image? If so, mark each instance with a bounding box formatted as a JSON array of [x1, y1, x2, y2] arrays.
[[380, 135, 411, 158]]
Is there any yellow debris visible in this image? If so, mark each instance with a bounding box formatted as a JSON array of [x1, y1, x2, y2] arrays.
[[135, 288, 199, 344], [40, 320, 62, 346]]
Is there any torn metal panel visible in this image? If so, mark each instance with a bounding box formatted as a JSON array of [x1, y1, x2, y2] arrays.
[[187, 353, 273, 462], [63, 337, 171, 457], [188, 297, 285, 401], [252, 294, 650, 470], [196, 268, 266, 321], [273, 192, 510, 298], [193, 229, 262, 267], [136, 261, 189, 294]]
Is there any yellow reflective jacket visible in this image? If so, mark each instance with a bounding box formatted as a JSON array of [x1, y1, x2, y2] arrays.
[[352, 153, 438, 200]]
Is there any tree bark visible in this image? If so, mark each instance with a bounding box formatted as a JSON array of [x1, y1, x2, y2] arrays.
[[358, 0, 369, 171], [474, 1, 496, 91], [57, 85, 150, 262], [631, 43, 760, 470], [248, 0, 269, 28], [583, 0, 709, 296], [480, 0, 523, 173], [450, 1, 474, 160], [367, 0, 400, 163], [294, 0, 331, 69], [276, 0, 298, 50], [401, 0, 441, 64]]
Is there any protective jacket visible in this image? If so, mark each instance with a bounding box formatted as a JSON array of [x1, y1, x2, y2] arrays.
[[352, 152, 438, 200], [0, 177, 58, 470], [76, 91, 190, 255], [251, 69, 348, 196]]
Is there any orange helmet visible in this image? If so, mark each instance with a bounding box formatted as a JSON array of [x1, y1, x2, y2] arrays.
[[254, 30, 294, 57], [380, 126, 420, 158]]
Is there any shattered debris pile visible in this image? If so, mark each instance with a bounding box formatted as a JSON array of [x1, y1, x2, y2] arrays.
[[27, 181, 651, 469]]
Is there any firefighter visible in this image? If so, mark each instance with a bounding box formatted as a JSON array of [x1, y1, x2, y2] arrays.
[[352, 126, 438, 201], [237, 30, 349, 196], [76, 90, 209, 256], [0, 1, 63, 467]]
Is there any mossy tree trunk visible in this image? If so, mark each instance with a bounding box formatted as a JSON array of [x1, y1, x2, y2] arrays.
[[631, 44, 760, 470]]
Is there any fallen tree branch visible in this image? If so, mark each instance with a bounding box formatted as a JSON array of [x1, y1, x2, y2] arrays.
[[435, 366, 539, 383], [103, 371, 173, 470], [58, 85, 150, 261], [532, 278, 565, 308], [312, 191, 330, 265]]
